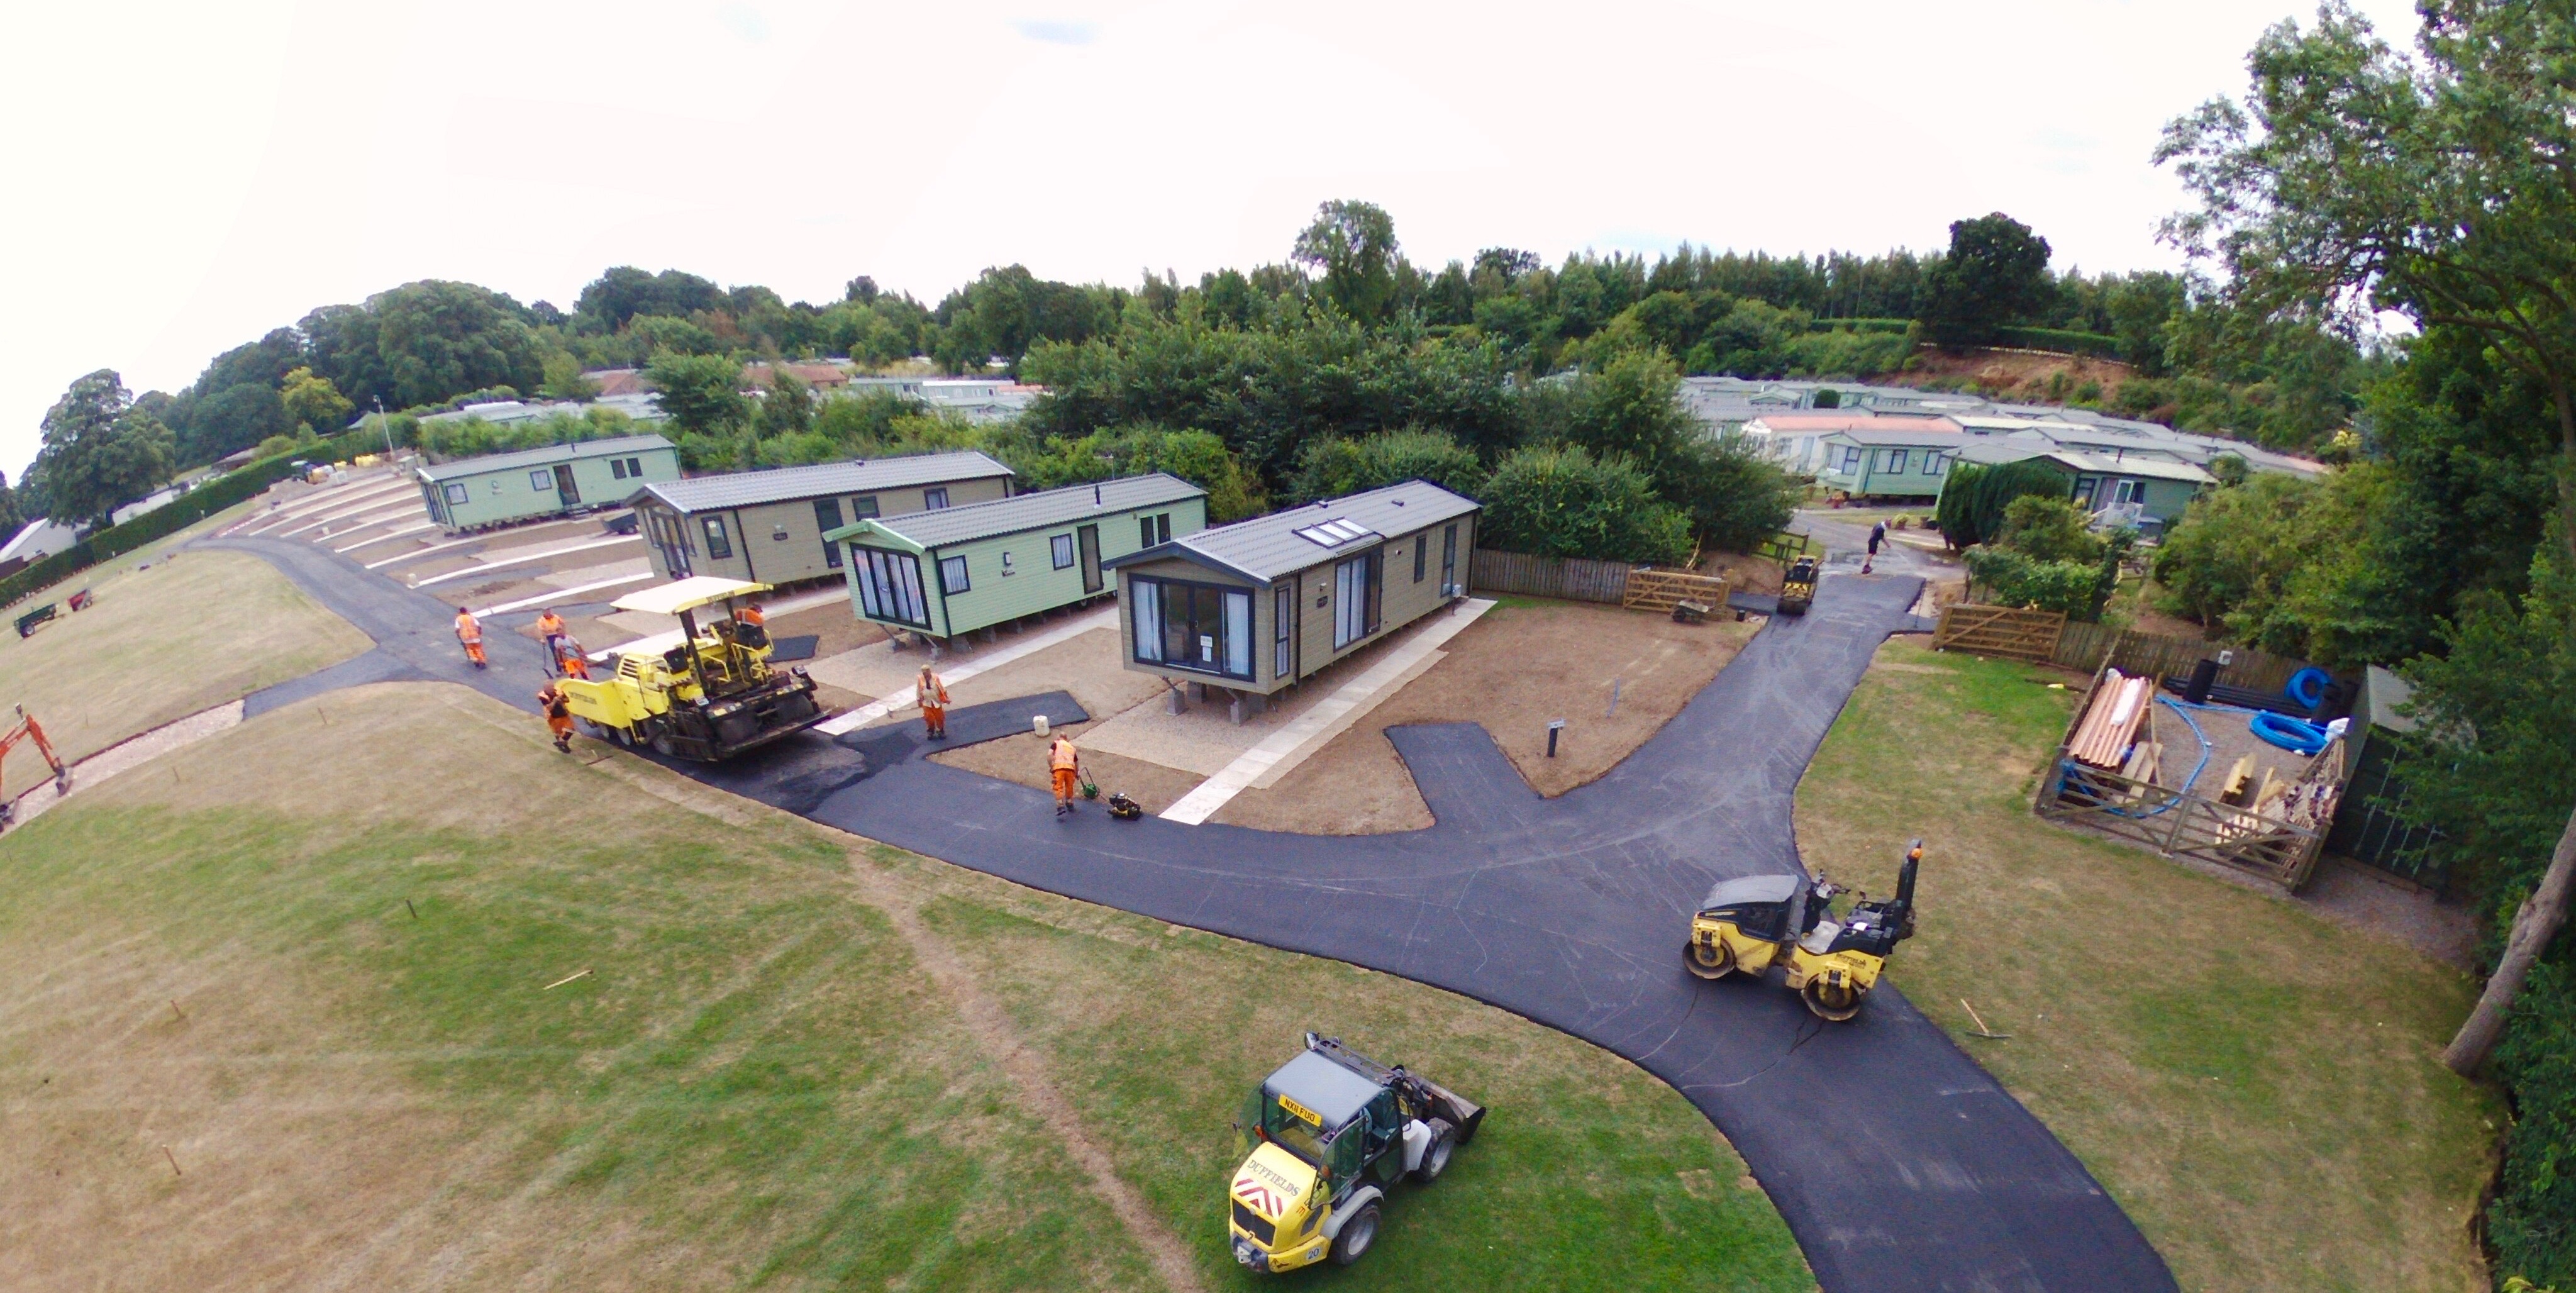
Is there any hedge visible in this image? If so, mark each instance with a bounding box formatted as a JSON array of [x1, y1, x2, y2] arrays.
[[1805, 317, 1916, 336], [1933, 458, 2072, 550], [0, 434, 374, 611], [1992, 326, 2123, 359]]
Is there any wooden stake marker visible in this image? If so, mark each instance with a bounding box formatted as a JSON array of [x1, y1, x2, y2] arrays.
[[541, 968, 592, 991], [162, 1145, 182, 1177]]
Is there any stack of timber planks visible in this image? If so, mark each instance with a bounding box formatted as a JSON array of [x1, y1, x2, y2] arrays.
[[2068, 669, 2157, 769]]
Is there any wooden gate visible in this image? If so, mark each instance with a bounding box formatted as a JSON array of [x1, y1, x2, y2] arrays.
[[1623, 570, 1732, 614], [1931, 604, 2067, 664]]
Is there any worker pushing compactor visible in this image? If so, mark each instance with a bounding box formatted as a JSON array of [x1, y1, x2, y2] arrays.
[[1049, 731, 1083, 816]]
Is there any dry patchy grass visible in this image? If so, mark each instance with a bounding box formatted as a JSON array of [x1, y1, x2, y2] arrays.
[[0, 681, 1813, 1290], [0, 549, 370, 797], [1795, 641, 2496, 1293]]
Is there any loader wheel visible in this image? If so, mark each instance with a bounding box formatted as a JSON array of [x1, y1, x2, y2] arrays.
[[1330, 1201, 1380, 1266], [1411, 1119, 1454, 1184], [1684, 938, 1736, 980], [1802, 979, 1863, 1022]]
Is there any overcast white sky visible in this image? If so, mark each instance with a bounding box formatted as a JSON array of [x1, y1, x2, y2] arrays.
[[0, 0, 2424, 481]]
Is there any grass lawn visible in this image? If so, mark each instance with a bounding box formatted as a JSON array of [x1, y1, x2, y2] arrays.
[[1794, 641, 2497, 1292], [0, 548, 370, 798], [0, 682, 1813, 1290]]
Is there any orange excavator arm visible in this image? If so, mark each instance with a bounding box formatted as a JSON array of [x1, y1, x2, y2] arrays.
[[0, 706, 71, 830]]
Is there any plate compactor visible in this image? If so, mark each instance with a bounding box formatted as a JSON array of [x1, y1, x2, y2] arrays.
[[1684, 840, 1923, 1021], [561, 577, 830, 761], [1776, 555, 1819, 615], [1227, 1034, 1485, 1273]]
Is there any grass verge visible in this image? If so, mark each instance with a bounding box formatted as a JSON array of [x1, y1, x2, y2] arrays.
[[0, 548, 370, 797], [0, 682, 1813, 1290], [1794, 641, 2496, 1292]]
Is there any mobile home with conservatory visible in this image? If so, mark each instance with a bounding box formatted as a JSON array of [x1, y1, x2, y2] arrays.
[[1101, 480, 1479, 707]]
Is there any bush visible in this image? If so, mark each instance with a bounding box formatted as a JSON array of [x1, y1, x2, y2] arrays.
[[1995, 495, 2105, 565], [2492, 962, 2576, 1289], [1478, 445, 1692, 565], [1992, 326, 2123, 358], [1963, 545, 2116, 619], [1934, 458, 2070, 549], [1289, 428, 1485, 503], [1009, 424, 1269, 521]]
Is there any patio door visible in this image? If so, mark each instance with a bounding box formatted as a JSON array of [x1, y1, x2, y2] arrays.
[[553, 464, 580, 504], [1077, 524, 1102, 594]]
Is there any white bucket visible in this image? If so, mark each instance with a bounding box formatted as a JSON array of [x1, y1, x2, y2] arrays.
[[1032, 714, 1050, 736]]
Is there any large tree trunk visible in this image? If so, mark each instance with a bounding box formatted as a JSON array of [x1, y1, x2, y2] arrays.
[[2446, 810, 2576, 1074], [2441, 388, 2576, 1077]]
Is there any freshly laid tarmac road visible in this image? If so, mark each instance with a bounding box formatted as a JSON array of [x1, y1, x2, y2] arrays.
[[205, 533, 2174, 1293]]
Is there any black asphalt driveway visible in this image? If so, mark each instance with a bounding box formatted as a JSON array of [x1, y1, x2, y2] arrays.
[[207, 533, 2173, 1293]]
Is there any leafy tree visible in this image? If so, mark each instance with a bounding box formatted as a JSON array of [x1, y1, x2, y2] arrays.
[[1478, 445, 1692, 564], [278, 367, 353, 435], [1290, 429, 1485, 502], [2160, 0, 2576, 1074], [644, 352, 749, 447], [372, 280, 545, 409], [1292, 200, 1402, 323], [576, 266, 724, 330], [1994, 495, 2105, 565], [177, 382, 291, 464], [0, 469, 22, 538], [1008, 425, 1267, 521], [756, 368, 813, 437], [1921, 213, 2053, 346], [540, 352, 599, 401], [626, 314, 724, 358], [1935, 458, 2072, 550], [34, 370, 175, 526]]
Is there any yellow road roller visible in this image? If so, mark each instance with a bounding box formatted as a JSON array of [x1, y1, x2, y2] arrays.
[[1684, 840, 1923, 1021]]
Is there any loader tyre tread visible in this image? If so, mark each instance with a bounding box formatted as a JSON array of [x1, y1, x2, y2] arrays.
[[1411, 1119, 1454, 1184], [1330, 1202, 1380, 1266]]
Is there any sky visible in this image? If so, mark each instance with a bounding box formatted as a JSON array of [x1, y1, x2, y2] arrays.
[[0, 0, 2427, 482]]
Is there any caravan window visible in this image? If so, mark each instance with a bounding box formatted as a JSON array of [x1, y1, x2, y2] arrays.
[[1126, 575, 1252, 680], [852, 548, 930, 627]]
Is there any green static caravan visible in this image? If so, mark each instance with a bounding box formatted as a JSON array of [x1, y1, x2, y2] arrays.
[[1944, 441, 2214, 536], [1810, 427, 1969, 502], [829, 473, 1208, 643], [416, 434, 679, 533], [1101, 480, 1480, 711], [626, 449, 1016, 589]]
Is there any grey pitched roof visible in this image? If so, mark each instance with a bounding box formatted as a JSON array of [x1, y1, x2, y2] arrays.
[[416, 434, 675, 482], [635, 450, 1013, 513], [1823, 426, 1970, 448], [1105, 480, 1479, 583], [831, 473, 1206, 549]]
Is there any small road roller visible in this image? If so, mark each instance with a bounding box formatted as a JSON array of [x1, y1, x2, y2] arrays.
[[1775, 555, 1819, 616], [1684, 840, 1922, 1021]]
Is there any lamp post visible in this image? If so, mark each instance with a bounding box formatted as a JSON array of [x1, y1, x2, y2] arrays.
[[375, 397, 394, 460]]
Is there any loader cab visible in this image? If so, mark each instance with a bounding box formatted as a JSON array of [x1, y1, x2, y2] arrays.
[[1246, 1049, 1384, 1194]]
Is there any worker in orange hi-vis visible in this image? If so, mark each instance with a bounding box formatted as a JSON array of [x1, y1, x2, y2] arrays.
[[1048, 731, 1083, 817], [739, 602, 766, 628], [454, 607, 487, 670], [916, 665, 949, 740], [534, 609, 568, 674], [557, 638, 592, 680], [536, 680, 575, 752]]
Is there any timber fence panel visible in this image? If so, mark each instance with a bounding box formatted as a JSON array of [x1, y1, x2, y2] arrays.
[[1468, 549, 1630, 604], [1624, 569, 1732, 613], [2047, 624, 2318, 694], [1930, 604, 2067, 663]]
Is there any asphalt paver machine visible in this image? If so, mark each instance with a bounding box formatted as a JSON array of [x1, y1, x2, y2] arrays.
[[1227, 1033, 1485, 1273], [562, 577, 830, 761], [1684, 840, 1923, 1021]]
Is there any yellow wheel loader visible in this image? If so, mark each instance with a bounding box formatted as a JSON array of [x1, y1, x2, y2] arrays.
[[1684, 840, 1922, 1021], [1227, 1034, 1485, 1274], [561, 577, 831, 761]]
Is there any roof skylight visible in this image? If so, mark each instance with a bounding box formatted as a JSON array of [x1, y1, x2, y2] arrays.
[[1293, 518, 1378, 548]]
